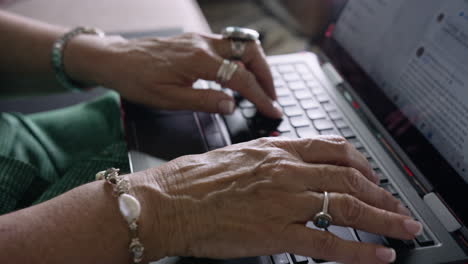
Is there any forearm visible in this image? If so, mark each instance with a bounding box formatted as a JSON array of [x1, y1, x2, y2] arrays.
[[0, 173, 164, 263], [0, 10, 116, 94]]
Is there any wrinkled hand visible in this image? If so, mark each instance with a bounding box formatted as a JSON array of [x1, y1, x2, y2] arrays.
[[92, 33, 282, 118], [131, 136, 421, 264]]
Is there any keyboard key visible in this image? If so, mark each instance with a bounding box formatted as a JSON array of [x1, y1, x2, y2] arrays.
[[292, 255, 308, 263], [306, 108, 327, 120], [381, 183, 398, 195], [290, 116, 310, 128], [359, 148, 371, 159], [327, 110, 342, 120], [328, 226, 358, 241], [356, 230, 387, 245], [334, 119, 348, 129], [274, 78, 286, 88], [415, 230, 435, 247], [272, 254, 290, 264], [271, 68, 280, 78], [316, 93, 330, 103], [280, 131, 298, 139], [347, 137, 363, 149], [322, 102, 336, 112], [320, 128, 340, 136], [301, 73, 315, 81], [278, 96, 297, 107], [208, 81, 222, 90], [278, 65, 295, 73], [294, 89, 313, 100], [297, 126, 320, 138], [300, 99, 319, 109], [295, 63, 309, 74], [241, 108, 256, 119], [284, 73, 301, 82], [277, 119, 292, 132], [283, 106, 303, 117], [367, 158, 380, 169], [289, 81, 307, 90], [307, 80, 321, 89], [313, 119, 334, 131], [239, 100, 254, 108], [374, 169, 388, 183], [387, 237, 416, 250], [276, 88, 291, 97], [339, 127, 355, 138]]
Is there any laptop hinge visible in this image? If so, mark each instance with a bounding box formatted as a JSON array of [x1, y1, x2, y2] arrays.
[[424, 192, 462, 232], [322, 62, 344, 86]]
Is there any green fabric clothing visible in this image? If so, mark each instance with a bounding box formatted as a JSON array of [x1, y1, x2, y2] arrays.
[[0, 92, 130, 215]]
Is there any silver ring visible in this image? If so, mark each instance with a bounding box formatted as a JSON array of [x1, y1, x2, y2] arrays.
[[231, 40, 246, 60], [313, 191, 333, 229], [216, 59, 238, 86], [221, 27, 260, 60]]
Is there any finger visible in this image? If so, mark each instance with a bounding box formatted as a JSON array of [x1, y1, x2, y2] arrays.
[[159, 86, 235, 114], [299, 192, 422, 240], [226, 67, 282, 118], [275, 136, 378, 184], [187, 47, 282, 118], [204, 34, 277, 100], [283, 225, 397, 264], [290, 164, 407, 215]]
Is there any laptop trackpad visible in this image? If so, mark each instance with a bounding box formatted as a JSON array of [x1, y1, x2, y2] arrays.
[[124, 100, 223, 171]]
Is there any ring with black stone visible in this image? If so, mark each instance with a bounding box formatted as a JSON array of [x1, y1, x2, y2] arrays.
[[313, 191, 333, 229]]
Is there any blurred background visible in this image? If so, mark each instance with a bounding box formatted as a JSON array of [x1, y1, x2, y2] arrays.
[[197, 0, 333, 55]]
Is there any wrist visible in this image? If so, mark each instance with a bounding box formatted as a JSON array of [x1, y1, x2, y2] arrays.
[[63, 33, 126, 89], [127, 171, 172, 261]]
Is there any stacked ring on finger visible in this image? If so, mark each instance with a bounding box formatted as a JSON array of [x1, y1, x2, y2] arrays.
[[216, 59, 239, 86], [221, 27, 260, 60]]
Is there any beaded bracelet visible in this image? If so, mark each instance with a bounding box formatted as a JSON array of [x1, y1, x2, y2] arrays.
[[96, 168, 145, 263], [51, 27, 105, 91]]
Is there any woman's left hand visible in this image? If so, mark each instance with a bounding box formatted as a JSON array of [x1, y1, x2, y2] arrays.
[[69, 32, 283, 118]]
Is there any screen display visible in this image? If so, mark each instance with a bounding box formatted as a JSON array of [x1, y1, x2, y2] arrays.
[[321, 0, 468, 223], [334, 0, 468, 182]]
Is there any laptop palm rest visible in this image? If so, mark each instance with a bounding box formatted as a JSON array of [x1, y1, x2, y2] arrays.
[[123, 100, 210, 172]]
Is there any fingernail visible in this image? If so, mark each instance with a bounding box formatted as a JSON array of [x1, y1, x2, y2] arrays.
[[376, 248, 396, 263], [273, 105, 283, 118], [404, 219, 423, 236], [218, 100, 235, 115], [397, 204, 411, 216]]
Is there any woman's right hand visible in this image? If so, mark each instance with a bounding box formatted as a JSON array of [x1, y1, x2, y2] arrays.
[[130, 136, 421, 264]]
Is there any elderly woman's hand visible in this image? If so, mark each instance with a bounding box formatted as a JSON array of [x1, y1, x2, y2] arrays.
[[130, 136, 420, 264], [74, 32, 282, 118]]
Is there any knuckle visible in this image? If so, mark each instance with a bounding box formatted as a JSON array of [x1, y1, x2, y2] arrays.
[[256, 137, 273, 146], [340, 194, 364, 226], [191, 46, 209, 59], [380, 187, 397, 207], [345, 168, 365, 196]]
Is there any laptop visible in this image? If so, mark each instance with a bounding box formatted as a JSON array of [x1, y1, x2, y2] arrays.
[[122, 0, 468, 263]]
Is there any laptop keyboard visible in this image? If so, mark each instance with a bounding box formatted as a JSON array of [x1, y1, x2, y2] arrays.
[[206, 61, 435, 263]]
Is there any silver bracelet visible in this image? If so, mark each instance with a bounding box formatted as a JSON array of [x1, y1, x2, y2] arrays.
[[96, 168, 145, 263], [51, 27, 105, 91]]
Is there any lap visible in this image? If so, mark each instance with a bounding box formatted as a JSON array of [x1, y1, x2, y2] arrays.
[[0, 91, 130, 213]]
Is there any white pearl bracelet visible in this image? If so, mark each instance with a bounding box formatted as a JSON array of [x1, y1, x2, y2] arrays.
[[96, 168, 144, 263]]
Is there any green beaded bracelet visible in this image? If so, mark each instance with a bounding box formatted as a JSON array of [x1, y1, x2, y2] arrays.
[[51, 27, 105, 91]]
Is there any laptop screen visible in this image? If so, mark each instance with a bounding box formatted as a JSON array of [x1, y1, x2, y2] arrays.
[[320, 0, 468, 224]]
